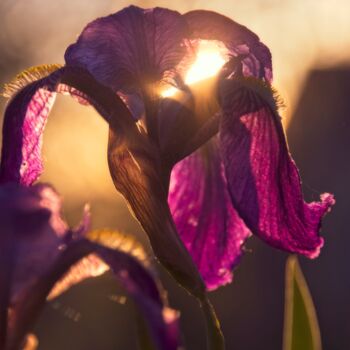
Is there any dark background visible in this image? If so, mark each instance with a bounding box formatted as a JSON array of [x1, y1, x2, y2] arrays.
[[1, 1, 349, 349]]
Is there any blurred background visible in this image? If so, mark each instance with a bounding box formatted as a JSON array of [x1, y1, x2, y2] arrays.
[[1, 0, 349, 349]]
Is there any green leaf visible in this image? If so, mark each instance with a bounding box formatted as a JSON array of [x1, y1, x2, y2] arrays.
[[283, 256, 322, 350]]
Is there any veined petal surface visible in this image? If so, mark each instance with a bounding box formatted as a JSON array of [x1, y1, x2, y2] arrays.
[[0, 71, 61, 186], [0, 66, 135, 186], [184, 10, 272, 81], [219, 78, 334, 258], [65, 6, 190, 92], [168, 141, 250, 290]]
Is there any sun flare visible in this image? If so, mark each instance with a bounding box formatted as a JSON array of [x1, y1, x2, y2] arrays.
[[161, 40, 228, 97]]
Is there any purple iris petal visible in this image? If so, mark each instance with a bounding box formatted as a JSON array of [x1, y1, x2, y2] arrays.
[[168, 141, 250, 290], [8, 184, 70, 304], [0, 66, 135, 187], [184, 10, 272, 81], [219, 80, 334, 258], [65, 5, 189, 92]]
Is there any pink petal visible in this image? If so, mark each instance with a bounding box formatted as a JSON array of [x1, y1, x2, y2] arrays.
[[0, 73, 60, 186], [219, 80, 334, 258], [0, 66, 133, 186], [168, 140, 250, 290]]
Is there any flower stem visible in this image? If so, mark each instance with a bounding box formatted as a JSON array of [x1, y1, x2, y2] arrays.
[[199, 296, 225, 350]]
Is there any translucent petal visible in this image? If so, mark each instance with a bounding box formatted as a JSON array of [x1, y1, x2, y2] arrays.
[[0, 66, 134, 186], [184, 10, 272, 81], [219, 78, 334, 257], [65, 6, 189, 92], [168, 140, 251, 290]]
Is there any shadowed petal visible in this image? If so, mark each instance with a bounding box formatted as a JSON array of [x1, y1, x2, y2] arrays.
[[158, 76, 221, 168], [168, 140, 251, 290], [48, 229, 148, 299], [184, 10, 272, 81], [219, 78, 334, 258], [65, 5, 189, 92], [0, 183, 50, 347], [8, 184, 70, 305], [7, 238, 180, 350], [108, 129, 224, 347], [108, 128, 206, 298]]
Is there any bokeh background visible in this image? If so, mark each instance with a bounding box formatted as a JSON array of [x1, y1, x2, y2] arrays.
[[1, 0, 350, 349]]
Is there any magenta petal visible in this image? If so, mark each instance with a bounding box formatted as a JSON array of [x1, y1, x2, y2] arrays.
[[65, 6, 189, 92], [168, 141, 251, 290], [219, 82, 334, 258], [0, 66, 133, 186], [0, 73, 61, 186], [184, 10, 272, 81]]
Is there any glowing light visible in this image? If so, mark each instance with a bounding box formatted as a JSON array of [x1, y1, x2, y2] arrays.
[[161, 40, 228, 97], [162, 86, 179, 98], [185, 49, 226, 85]]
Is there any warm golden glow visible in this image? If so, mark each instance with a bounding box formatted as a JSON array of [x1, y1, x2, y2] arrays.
[[161, 40, 228, 97], [185, 48, 226, 85]]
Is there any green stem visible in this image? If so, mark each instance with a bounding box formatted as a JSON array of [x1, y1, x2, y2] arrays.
[[199, 296, 225, 350]]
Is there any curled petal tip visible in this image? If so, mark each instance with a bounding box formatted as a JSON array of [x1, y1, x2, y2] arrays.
[[306, 238, 324, 259], [320, 192, 335, 209]]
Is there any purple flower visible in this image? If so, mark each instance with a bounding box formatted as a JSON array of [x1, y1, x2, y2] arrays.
[[0, 6, 334, 296], [0, 184, 180, 350]]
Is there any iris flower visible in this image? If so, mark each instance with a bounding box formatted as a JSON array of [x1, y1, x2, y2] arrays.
[[1, 6, 334, 300], [0, 183, 179, 350]]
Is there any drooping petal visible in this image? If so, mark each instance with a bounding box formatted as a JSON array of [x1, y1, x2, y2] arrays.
[[184, 10, 272, 81], [65, 5, 190, 92], [0, 66, 136, 186], [219, 78, 334, 258], [108, 128, 224, 346], [7, 237, 180, 350], [0, 70, 62, 186], [108, 128, 206, 298], [48, 229, 148, 299], [168, 140, 251, 290]]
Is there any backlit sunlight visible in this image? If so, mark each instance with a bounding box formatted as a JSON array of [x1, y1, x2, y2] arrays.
[[161, 40, 228, 97]]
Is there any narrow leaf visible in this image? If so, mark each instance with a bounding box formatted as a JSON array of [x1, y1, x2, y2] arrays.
[[283, 255, 322, 350]]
